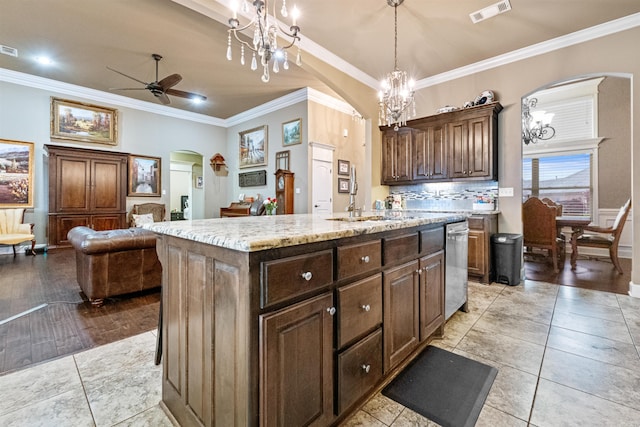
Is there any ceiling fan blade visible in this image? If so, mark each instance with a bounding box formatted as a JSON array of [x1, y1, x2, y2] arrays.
[[158, 73, 182, 90], [166, 88, 207, 101], [106, 66, 149, 86], [156, 92, 171, 105], [109, 87, 148, 91]]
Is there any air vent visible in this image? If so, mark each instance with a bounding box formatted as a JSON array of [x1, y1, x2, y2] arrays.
[[0, 45, 18, 57], [469, 0, 511, 24]]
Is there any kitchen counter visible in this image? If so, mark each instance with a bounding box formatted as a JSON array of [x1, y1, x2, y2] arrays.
[[145, 211, 466, 252]]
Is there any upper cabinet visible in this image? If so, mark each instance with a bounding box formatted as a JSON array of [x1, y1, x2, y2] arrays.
[[380, 102, 502, 185]]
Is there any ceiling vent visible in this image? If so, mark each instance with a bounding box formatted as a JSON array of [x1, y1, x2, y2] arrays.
[[469, 0, 511, 24], [0, 45, 18, 57]]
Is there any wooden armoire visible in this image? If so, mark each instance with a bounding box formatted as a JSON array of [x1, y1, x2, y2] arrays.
[[45, 144, 128, 249]]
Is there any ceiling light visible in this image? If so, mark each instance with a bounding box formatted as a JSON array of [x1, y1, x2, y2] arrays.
[[35, 56, 53, 65], [522, 97, 556, 145], [226, 0, 301, 83], [378, 0, 415, 131]]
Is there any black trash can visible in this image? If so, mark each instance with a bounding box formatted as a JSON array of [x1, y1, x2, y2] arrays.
[[491, 233, 522, 286]]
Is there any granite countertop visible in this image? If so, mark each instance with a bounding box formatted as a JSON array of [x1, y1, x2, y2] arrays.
[[145, 211, 467, 252]]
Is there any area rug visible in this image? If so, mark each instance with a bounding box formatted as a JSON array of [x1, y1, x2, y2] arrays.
[[382, 345, 498, 427]]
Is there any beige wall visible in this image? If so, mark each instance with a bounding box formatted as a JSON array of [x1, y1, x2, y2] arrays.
[[599, 77, 631, 208]]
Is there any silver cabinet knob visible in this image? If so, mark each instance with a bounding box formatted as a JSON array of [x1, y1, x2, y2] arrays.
[[361, 304, 371, 312], [361, 364, 371, 373], [327, 307, 336, 316], [301, 271, 313, 281], [361, 255, 370, 263]]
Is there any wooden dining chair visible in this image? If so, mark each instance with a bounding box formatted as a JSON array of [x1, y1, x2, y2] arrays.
[[573, 198, 631, 274], [523, 197, 565, 272], [541, 198, 563, 216]]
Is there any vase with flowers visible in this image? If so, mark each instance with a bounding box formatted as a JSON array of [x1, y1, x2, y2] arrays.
[[263, 197, 278, 215]]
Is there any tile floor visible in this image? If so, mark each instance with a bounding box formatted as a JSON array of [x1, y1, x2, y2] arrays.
[[3, 279, 640, 426]]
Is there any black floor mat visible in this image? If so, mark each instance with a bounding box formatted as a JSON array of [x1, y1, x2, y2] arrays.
[[382, 346, 498, 427]]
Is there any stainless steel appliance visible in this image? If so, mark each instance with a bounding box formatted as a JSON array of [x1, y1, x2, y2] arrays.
[[445, 220, 469, 320]]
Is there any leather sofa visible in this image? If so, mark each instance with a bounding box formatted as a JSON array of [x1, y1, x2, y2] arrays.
[[67, 226, 161, 306]]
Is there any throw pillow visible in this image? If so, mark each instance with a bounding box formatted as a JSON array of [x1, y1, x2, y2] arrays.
[[132, 213, 155, 227]]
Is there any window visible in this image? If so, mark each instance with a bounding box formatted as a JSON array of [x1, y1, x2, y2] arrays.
[[523, 152, 592, 217]]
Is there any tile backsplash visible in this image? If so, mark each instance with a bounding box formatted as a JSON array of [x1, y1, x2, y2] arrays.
[[389, 181, 499, 211]]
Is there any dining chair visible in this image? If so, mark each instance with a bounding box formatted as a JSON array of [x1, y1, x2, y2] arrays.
[[523, 197, 565, 272], [541, 198, 563, 216], [573, 198, 631, 274]]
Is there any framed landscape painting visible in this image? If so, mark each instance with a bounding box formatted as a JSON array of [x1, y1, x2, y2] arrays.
[[239, 125, 267, 169], [0, 139, 34, 208], [282, 118, 301, 146], [128, 154, 161, 197], [51, 97, 118, 145]]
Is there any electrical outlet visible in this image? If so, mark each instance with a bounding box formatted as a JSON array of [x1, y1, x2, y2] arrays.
[[498, 187, 514, 197]]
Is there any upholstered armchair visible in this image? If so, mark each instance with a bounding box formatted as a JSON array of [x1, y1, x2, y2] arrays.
[[523, 197, 565, 272], [127, 203, 166, 227], [0, 208, 36, 256]]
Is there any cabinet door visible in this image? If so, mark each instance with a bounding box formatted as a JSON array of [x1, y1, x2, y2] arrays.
[[383, 260, 419, 372], [381, 130, 412, 184], [414, 125, 447, 181], [419, 251, 445, 340], [92, 214, 125, 231], [56, 156, 91, 212], [468, 230, 486, 277], [261, 292, 334, 427], [91, 158, 125, 211], [467, 115, 491, 178], [52, 215, 91, 247], [449, 120, 469, 179]]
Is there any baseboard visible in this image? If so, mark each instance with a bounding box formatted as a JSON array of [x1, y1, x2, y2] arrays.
[[628, 281, 640, 298], [25, 245, 48, 255]]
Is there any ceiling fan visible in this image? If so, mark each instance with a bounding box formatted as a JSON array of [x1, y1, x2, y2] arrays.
[[107, 53, 206, 105]]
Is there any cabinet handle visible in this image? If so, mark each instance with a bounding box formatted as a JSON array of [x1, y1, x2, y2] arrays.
[[361, 364, 371, 373], [361, 255, 370, 263], [327, 307, 336, 316], [361, 304, 371, 312], [415, 269, 422, 275], [301, 271, 313, 281]]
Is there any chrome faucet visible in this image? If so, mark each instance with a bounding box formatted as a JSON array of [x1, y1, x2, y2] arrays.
[[348, 165, 358, 217]]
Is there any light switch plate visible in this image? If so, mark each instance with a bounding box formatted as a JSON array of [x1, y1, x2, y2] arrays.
[[498, 187, 514, 197]]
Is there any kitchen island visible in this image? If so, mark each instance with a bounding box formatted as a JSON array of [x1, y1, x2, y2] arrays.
[[147, 211, 466, 427]]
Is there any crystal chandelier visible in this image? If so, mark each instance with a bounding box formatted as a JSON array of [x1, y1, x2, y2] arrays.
[[226, 0, 301, 83], [522, 97, 556, 145], [379, 0, 415, 131]]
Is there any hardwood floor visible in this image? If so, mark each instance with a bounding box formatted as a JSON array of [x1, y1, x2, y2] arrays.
[[0, 249, 160, 376], [524, 253, 632, 294]]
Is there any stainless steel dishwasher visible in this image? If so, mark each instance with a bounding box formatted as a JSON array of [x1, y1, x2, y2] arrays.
[[445, 220, 469, 320]]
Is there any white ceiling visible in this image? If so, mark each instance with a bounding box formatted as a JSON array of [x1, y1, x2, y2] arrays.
[[1, 0, 639, 120]]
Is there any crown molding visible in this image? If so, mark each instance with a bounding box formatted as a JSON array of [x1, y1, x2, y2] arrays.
[[0, 68, 225, 126], [415, 12, 640, 89]]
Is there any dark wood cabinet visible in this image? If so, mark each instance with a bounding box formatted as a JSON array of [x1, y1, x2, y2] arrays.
[[413, 124, 447, 181], [419, 251, 445, 340], [381, 128, 412, 184], [380, 102, 502, 185], [468, 214, 498, 283], [261, 292, 335, 427], [45, 145, 127, 249]]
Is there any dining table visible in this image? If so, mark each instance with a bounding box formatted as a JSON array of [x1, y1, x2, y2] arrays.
[[556, 216, 592, 269]]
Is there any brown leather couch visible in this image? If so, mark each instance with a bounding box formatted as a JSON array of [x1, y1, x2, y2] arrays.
[[67, 226, 162, 306]]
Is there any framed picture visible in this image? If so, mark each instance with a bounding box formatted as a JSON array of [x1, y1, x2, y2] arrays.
[[338, 159, 350, 176], [128, 154, 161, 197], [338, 178, 350, 193], [282, 118, 302, 146], [275, 150, 290, 171], [239, 125, 267, 169], [50, 97, 118, 145], [0, 139, 34, 208], [195, 176, 203, 189]]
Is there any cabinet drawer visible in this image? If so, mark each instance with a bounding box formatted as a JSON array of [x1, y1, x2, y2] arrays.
[[337, 273, 382, 348], [420, 226, 445, 255], [337, 328, 383, 414], [383, 233, 419, 265], [468, 216, 485, 230], [337, 240, 381, 280], [261, 249, 333, 308]]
